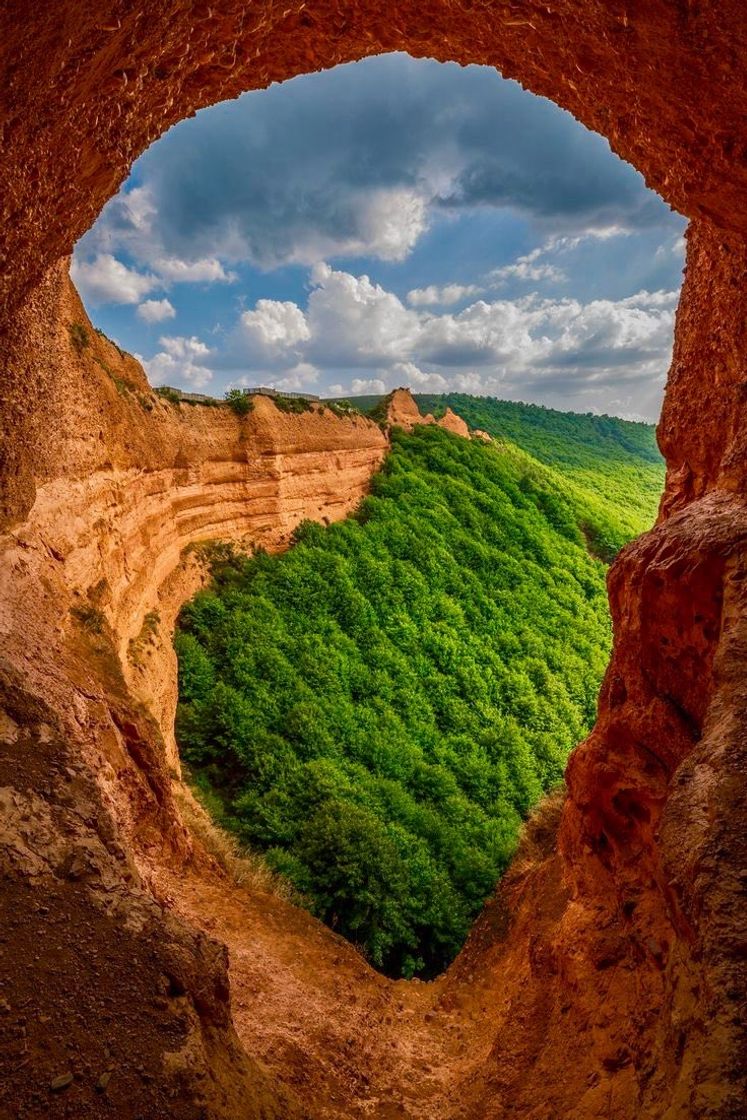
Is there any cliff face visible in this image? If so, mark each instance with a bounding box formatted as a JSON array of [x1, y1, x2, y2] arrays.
[[386, 386, 437, 430], [2, 274, 387, 785], [0, 279, 389, 1117], [385, 389, 471, 438], [1, 4, 746, 1119]]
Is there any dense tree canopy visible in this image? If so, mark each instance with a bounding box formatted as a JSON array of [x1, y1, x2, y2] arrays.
[[414, 393, 665, 546], [176, 415, 662, 977]]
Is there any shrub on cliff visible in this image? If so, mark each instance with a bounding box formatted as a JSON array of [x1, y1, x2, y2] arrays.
[[155, 386, 181, 405], [224, 388, 254, 416], [272, 394, 315, 414], [69, 321, 89, 354], [175, 425, 627, 976]]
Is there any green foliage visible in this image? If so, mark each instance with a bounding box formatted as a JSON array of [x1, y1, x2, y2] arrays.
[[128, 609, 161, 666], [225, 389, 254, 416], [92, 353, 151, 408], [415, 393, 665, 544], [325, 399, 361, 419], [70, 604, 105, 634], [155, 386, 182, 405], [69, 322, 89, 355], [175, 423, 640, 977], [185, 539, 245, 571], [364, 395, 392, 425], [272, 395, 315, 414], [94, 326, 129, 359], [111, 374, 131, 397]]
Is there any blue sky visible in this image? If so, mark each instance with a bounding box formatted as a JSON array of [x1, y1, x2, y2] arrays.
[[73, 54, 686, 421]]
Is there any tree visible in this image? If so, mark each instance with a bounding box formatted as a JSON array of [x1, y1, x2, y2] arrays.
[[297, 801, 412, 970]]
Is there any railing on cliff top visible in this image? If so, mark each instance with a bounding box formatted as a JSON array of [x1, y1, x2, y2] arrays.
[[159, 386, 321, 404]]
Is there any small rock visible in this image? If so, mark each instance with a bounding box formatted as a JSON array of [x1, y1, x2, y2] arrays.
[[50, 1072, 74, 1091], [96, 1070, 114, 1093]]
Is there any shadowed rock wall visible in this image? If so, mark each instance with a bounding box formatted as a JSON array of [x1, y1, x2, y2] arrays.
[[1, 3, 746, 1117]]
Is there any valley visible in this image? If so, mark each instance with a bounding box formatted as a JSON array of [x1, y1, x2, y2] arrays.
[[175, 399, 663, 977]]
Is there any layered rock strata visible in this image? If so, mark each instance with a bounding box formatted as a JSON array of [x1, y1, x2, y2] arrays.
[[1, 3, 746, 1118]]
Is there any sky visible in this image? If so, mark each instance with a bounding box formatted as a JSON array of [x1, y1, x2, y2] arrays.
[[72, 53, 686, 421]]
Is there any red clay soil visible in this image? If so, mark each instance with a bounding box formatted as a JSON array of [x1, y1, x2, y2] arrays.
[[1, 3, 747, 1119]]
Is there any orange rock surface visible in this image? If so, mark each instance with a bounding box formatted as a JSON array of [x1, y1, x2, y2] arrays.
[[385, 386, 437, 430], [437, 406, 470, 438], [0, 3, 746, 1119], [385, 390, 471, 438]]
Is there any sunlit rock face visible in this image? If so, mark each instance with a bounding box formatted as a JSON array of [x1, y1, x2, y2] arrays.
[[385, 392, 470, 438], [385, 386, 436, 431], [436, 407, 470, 438], [0, 3, 746, 1118]]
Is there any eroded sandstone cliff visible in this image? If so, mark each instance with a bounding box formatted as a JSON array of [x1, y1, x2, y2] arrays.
[[0, 277, 390, 1117], [1, 3, 746, 1119], [384, 389, 471, 438]]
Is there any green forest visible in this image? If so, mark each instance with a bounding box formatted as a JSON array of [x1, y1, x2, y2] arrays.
[[176, 405, 664, 978], [415, 393, 664, 544]]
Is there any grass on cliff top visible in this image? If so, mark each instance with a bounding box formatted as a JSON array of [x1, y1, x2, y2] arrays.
[[175, 422, 634, 978]]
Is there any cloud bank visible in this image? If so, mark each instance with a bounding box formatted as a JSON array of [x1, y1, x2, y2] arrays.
[[201, 262, 677, 420], [76, 55, 675, 277], [73, 54, 685, 420]]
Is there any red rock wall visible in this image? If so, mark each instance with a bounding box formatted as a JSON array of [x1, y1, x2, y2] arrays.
[[1, 3, 746, 1118], [0, 280, 387, 1117], [659, 224, 747, 511]]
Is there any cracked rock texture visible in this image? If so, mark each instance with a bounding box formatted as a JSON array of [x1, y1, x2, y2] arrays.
[[0, 3, 746, 1118]]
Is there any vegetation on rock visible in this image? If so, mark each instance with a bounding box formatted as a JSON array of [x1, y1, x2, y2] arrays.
[[68, 321, 90, 354], [175, 415, 661, 976], [272, 394, 316, 414], [155, 386, 182, 405], [225, 388, 254, 416]]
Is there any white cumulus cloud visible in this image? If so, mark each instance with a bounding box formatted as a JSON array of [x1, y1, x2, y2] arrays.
[[70, 253, 157, 305], [137, 298, 176, 323], [407, 283, 484, 307], [489, 248, 566, 286], [240, 300, 311, 349], [152, 257, 236, 284], [305, 263, 420, 367], [228, 300, 312, 372], [355, 188, 428, 262], [144, 335, 213, 388], [218, 262, 676, 420]]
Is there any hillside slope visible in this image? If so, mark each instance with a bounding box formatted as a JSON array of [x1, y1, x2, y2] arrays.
[[415, 393, 665, 539], [176, 422, 619, 976], [331, 392, 665, 554]]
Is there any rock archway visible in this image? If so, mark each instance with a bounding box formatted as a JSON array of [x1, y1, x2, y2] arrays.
[[0, 3, 746, 1118]]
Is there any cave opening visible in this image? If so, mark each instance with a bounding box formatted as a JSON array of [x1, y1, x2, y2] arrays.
[[73, 52, 685, 421], [4, 5, 746, 1116], [69, 54, 681, 979]]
